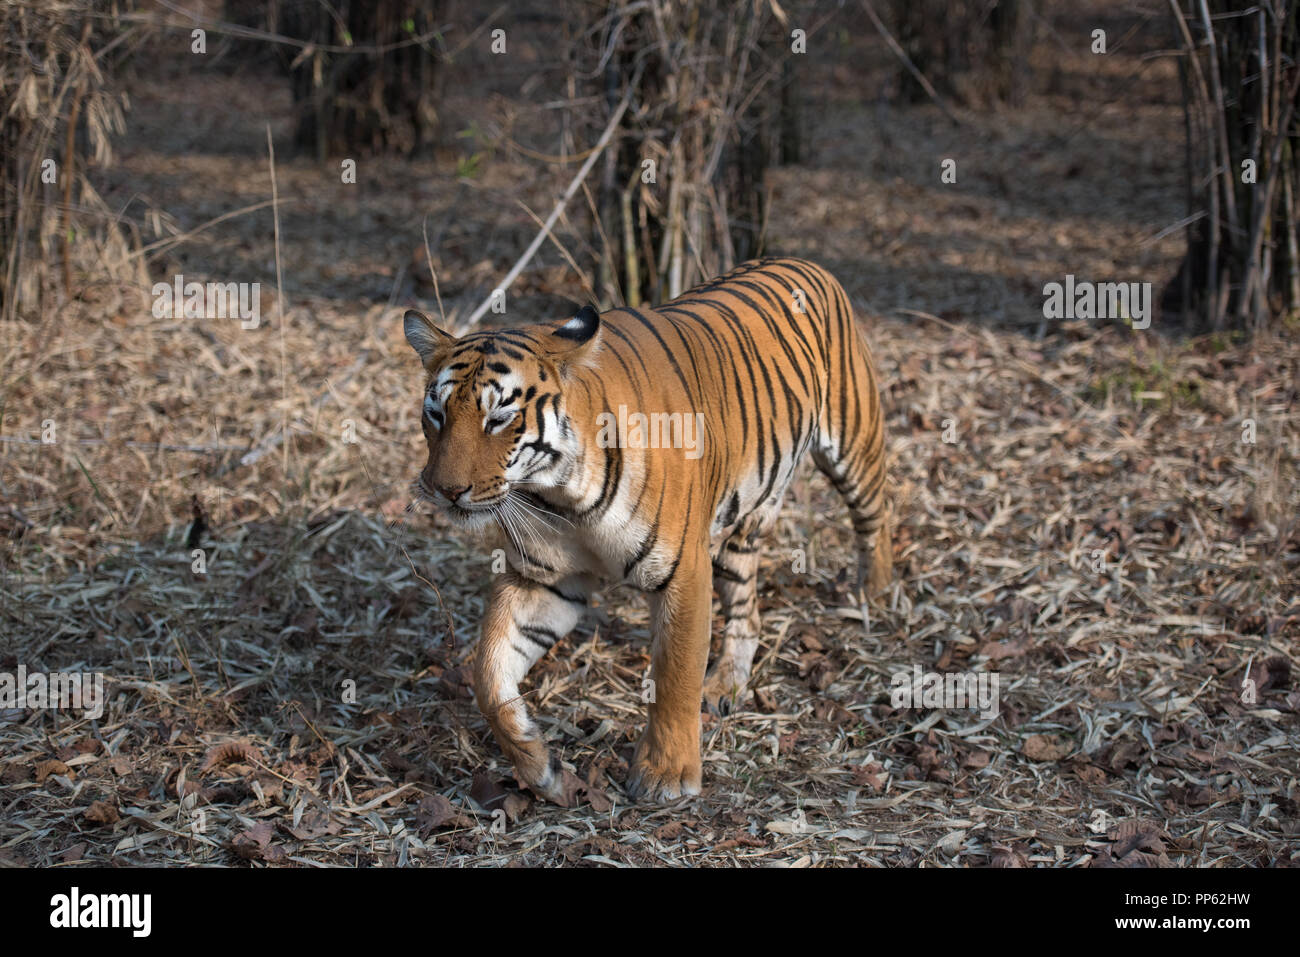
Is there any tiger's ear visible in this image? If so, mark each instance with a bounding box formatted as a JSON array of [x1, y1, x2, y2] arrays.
[[545, 304, 601, 361], [404, 309, 454, 367]]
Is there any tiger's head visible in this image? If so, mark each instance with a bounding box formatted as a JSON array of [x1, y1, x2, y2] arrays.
[[403, 305, 601, 527]]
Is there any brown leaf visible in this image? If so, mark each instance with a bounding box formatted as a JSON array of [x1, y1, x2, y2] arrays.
[[199, 740, 264, 774], [990, 844, 1029, 868], [915, 744, 943, 771], [1101, 819, 1171, 868], [503, 791, 533, 821], [1108, 740, 1143, 771], [84, 801, 119, 825], [35, 759, 71, 783], [284, 809, 343, 840], [438, 665, 474, 699], [808, 658, 835, 692], [714, 834, 766, 851], [1022, 734, 1072, 762], [414, 793, 473, 834], [795, 627, 824, 652], [230, 821, 279, 861], [982, 637, 1029, 661], [797, 651, 826, 676], [584, 784, 613, 813], [469, 771, 511, 811], [653, 821, 685, 841], [108, 755, 132, 776], [850, 761, 887, 791], [546, 767, 612, 811], [1168, 782, 1241, 807], [812, 698, 855, 725], [1072, 761, 1107, 785], [1248, 655, 1291, 695]]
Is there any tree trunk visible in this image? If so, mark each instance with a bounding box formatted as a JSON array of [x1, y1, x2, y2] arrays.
[[1164, 0, 1300, 332], [579, 0, 783, 306], [274, 0, 444, 159]]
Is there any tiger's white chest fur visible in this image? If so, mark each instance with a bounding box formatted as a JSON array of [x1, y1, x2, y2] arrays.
[[496, 449, 689, 593]]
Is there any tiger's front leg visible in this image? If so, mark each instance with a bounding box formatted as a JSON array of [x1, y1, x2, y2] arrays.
[[473, 571, 587, 803], [627, 543, 711, 802]]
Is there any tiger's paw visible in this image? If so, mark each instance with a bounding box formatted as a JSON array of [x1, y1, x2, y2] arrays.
[[516, 752, 567, 804], [702, 661, 750, 716], [626, 759, 701, 803], [626, 735, 702, 803], [505, 735, 569, 804]]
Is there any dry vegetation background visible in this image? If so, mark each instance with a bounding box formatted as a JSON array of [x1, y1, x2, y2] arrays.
[[0, 0, 1297, 867]]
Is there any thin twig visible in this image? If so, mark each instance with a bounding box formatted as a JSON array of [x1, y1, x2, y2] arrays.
[[457, 91, 632, 333], [859, 0, 963, 127]]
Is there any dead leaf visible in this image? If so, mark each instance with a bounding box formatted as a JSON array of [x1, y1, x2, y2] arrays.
[[503, 790, 534, 820], [35, 759, 71, 783], [753, 686, 778, 712], [1107, 740, 1143, 771], [469, 771, 511, 811], [982, 637, 1029, 661], [108, 755, 132, 776], [230, 821, 283, 862], [850, 761, 887, 791], [284, 809, 343, 840], [653, 821, 685, 841], [1096, 819, 1172, 868], [990, 844, 1029, 867], [199, 740, 264, 774], [84, 801, 119, 825], [714, 834, 766, 851], [1247, 655, 1291, 695], [1022, 734, 1072, 762], [414, 793, 473, 834]]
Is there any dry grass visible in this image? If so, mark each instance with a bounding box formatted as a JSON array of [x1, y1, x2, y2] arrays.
[[0, 1, 1297, 867]]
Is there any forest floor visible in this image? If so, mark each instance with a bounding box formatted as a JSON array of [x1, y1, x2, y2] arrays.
[[1, 1, 1296, 867]]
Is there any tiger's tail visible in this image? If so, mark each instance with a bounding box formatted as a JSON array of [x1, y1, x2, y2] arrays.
[[810, 274, 892, 618]]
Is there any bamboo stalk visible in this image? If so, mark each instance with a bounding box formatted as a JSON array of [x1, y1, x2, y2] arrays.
[[61, 58, 86, 300], [621, 170, 641, 307]]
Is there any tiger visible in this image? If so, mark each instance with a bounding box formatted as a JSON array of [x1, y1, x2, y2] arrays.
[[403, 256, 891, 803]]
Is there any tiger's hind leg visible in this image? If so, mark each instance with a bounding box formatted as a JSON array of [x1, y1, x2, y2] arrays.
[[702, 504, 780, 715], [702, 535, 761, 716]]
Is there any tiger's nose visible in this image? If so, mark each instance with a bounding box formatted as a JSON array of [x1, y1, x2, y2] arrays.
[[438, 484, 471, 503]]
